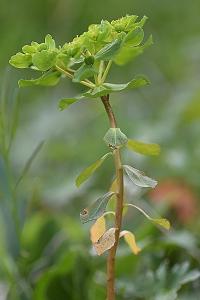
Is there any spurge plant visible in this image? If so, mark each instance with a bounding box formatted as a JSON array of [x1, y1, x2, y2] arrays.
[[9, 15, 170, 300]]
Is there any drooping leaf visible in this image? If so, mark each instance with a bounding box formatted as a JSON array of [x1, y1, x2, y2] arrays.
[[18, 71, 61, 87], [84, 75, 150, 98], [95, 39, 122, 61], [9, 52, 32, 68], [120, 230, 141, 254], [152, 218, 171, 230], [126, 139, 161, 156], [93, 227, 117, 255], [125, 203, 171, 230], [103, 128, 128, 149], [59, 95, 85, 111], [73, 64, 97, 82], [123, 165, 157, 188], [32, 50, 57, 71], [90, 216, 106, 243], [80, 191, 115, 223], [76, 152, 112, 187]]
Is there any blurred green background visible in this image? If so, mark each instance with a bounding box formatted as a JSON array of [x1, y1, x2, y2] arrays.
[[1, 0, 200, 299]]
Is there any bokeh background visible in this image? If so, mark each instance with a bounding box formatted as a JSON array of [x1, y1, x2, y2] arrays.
[[1, 0, 200, 299]]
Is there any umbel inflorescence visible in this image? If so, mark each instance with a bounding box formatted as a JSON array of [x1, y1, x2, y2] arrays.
[[9, 15, 152, 100], [9, 15, 170, 300]]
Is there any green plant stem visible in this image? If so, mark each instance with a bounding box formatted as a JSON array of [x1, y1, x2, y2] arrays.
[[101, 60, 112, 83], [98, 61, 105, 84], [101, 94, 124, 300], [55, 65, 95, 88]]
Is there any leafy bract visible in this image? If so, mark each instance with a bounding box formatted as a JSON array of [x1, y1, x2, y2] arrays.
[[84, 75, 149, 98], [9, 16, 151, 88], [90, 216, 106, 243], [93, 227, 117, 255], [32, 50, 57, 71], [95, 38, 122, 61], [73, 64, 97, 82], [59, 96, 85, 111], [125, 203, 170, 230], [123, 165, 157, 188], [45, 34, 56, 50], [114, 35, 153, 65], [103, 128, 128, 149], [80, 191, 115, 223], [18, 71, 61, 87], [76, 152, 112, 187], [123, 27, 144, 47], [127, 139, 161, 156], [120, 230, 141, 254], [9, 52, 32, 68]]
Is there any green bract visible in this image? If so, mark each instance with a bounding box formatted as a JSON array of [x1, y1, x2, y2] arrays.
[[9, 15, 152, 104]]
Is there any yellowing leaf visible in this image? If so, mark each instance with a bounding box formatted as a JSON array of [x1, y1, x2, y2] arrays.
[[94, 227, 117, 256], [127, 139, 161, 156], [125, 203, 171, 231], [76, 152, 112, 187], [152, 218, 170, 230], [109, 177, 118, 193], [90, 216, 106, 243], [120, 230, 141, 254]]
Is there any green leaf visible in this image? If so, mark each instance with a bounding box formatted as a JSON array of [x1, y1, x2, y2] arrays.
[[103, 128, 128, 149], [59, 96, 85, 111], [56, 53, 70, 69], [84, 75, 150, 98], [76, 152, 112, 187], [80, 191, 115, 223], [123, 27, 144, 47], [73, 64, 97, 82], [114, 34, 153, 65], [123, 164, 157, 188], [32, 50, 57, 71], [18, 71, 61, 87], [9, 52, 32, 68], [22, 45, 37, 54], [127, 139, 161, 156], [45, 34, 56, 50], [125, 203, 171, 230], [95, 39, 122, 61]]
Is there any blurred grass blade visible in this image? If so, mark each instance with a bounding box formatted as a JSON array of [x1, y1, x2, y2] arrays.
[[8, 89, 20, 151], [126, 139, 161, 156], [15, 140, 44, 189], [125, 203, 170, 230]]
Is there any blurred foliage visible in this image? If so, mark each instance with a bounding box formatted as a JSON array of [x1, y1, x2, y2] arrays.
[[0, 0, 200, 299]]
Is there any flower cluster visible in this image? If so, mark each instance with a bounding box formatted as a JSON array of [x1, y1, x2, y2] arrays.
[[10, 15, 152, 76]]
